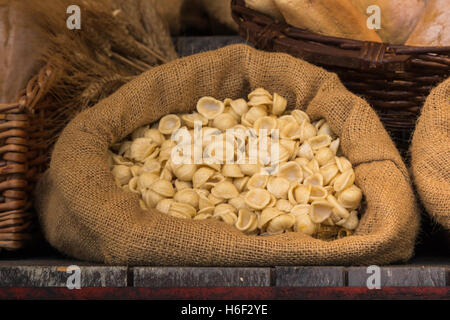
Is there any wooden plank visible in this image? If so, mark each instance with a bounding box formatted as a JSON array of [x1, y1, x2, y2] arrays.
[[133, 267, 271, 288], [347, 266, 447, 287], [0, 265, 128, 288], [174, 36, 245, 57], [275, 267, 345, 287]]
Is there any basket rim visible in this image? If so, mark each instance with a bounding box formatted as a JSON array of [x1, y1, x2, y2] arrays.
[[231, 0, 450, 53]]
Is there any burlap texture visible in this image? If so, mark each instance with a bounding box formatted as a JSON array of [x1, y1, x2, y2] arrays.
[[411, 78, 450, 230], [35, 44, 419, 266]]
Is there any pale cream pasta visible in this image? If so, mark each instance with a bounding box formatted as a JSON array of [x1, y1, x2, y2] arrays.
[[110, 88, 363, 239]]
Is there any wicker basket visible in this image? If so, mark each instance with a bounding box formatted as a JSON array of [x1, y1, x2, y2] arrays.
[[0, 66, 54, 252], [231, 0, 450, 155]]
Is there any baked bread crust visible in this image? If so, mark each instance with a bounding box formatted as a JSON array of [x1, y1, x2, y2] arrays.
[[406, 0, 450, 46]]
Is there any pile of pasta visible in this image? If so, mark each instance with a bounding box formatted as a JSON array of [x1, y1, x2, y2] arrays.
[[109, 89, 363, 239]]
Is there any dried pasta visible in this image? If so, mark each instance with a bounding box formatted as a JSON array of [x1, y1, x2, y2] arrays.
[[109, 89, 363, 239]]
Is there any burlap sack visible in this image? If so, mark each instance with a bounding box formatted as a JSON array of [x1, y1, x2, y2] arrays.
[[411, 78, 450, 230], [35, 44, 419, 266]]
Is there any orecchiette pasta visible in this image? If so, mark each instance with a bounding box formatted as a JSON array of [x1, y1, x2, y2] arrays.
[[111, 165, 132, 185], [110, 89, 363, 239]]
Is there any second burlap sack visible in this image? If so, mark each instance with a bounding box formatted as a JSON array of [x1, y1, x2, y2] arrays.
[[35, 44, 419, 266], [412, 78, 450, 231]]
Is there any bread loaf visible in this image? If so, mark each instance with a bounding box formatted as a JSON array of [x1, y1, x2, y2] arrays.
[[406, 0, 450, 46], [274, 0, 381, 42], [0, 0, 48, 103], [245, 0, 284, 20], [351, 0, 426, 45]]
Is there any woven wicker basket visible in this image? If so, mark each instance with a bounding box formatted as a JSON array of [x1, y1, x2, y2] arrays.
[[0, 66, 54, 252], [231, 0, 450, 155]]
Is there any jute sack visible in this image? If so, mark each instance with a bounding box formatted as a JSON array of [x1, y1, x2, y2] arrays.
[[411, 78, 450, 230], [35, 44, 419, 266]]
